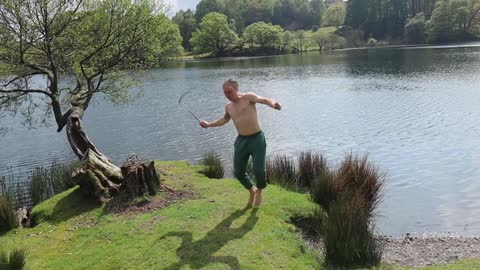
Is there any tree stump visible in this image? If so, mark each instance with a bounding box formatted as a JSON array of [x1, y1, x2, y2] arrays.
[[121, 154, 161, 199]]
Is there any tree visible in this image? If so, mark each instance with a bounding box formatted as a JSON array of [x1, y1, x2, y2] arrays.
[[173, 9, 197, 51], [223, 0, 247, 33], [323, 4, 346, 27], [405, 12, 426, 43], [190, 12, 239, 56], [195, 0, 226, 21], [346, 0, 369, 29], [426, 0, 452, 42], [293, 30, 306, 52], [245, 0, 275, 25], [313, 31, 346, 49], [242, 22, 284, 50], [0, 0, 181, 200], [310, 0, 326, 27], [281, 31, 294, 50]]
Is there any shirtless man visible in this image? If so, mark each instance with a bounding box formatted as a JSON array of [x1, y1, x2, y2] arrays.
[[200, 79, 282, 207]]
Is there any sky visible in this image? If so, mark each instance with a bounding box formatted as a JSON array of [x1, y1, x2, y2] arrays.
[[164, 0, 199, 16]]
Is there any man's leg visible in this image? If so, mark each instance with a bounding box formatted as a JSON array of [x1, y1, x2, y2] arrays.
[[234, 136, 255, 194], [251, 133, 267, 206]]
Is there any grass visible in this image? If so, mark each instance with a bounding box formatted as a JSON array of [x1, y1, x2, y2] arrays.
[[0, 160, 478, 269]]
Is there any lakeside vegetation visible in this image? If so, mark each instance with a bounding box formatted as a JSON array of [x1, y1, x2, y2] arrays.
[[172, 0, 480, 58]]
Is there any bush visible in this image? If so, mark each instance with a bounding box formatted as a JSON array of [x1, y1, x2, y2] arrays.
[[0, 248, 27, 270], [367, 37, 378, 47], [312, 25, 319, 32], [200, 150, 224, 179], [30, 161, 79, 206]]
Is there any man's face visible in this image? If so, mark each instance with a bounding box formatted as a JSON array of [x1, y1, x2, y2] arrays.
[[223, 85, 238, 101]]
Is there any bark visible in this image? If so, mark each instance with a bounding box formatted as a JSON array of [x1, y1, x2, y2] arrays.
[[121, 156, 161, 199], [66, 106, 118, 201]]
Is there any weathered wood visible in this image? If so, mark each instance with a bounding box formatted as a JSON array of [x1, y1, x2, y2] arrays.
[[72, 149, 122, 201], [121, 155, 161, 198]]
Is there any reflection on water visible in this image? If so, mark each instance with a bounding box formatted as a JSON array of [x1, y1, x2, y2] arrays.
[[2, 43, 480, 235]]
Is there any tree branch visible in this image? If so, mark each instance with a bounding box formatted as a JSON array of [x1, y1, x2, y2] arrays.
[[0, 88, 52, 97]]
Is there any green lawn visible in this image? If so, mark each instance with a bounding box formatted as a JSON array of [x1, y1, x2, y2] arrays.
[[1, 161, 479, 269]]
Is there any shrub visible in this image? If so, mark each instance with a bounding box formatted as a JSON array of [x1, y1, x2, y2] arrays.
[[312, 25, 319, 32], [367, 37, 378, 47], [200, 150, 224, 179]]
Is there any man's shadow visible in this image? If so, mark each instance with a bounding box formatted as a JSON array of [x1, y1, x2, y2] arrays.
[[160, 207, 259, 270]]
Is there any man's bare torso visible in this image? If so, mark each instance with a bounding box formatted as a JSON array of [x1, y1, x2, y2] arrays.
[[226, 94, 261, 136]]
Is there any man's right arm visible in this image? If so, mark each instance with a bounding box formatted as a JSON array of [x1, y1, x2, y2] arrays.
[[200, 109, 231, 128]]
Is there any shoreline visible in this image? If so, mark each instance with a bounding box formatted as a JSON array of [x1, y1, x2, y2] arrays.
[[304, 232, 480, 268], [176, 41, 480, 62]]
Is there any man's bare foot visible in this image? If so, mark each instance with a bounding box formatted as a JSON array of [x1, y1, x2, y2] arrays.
[[254, 189, 263, 207], [247, 187, 258, 208]]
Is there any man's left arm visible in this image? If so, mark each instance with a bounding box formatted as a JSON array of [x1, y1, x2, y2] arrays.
[[247, 92, 282, 110]]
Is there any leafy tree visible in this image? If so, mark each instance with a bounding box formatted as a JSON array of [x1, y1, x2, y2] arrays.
[[224, 0, 247, 33], [242, 22, 284, 49], [195, 0, 226, 21], [0, 0, 182, 199], [190, 12, 238, 56], [426, 0, 452, 42], [323, 4, 346, 27], [173, 9, 197, 51], [282, 30, 295, 50], [245, 0, 275, 25], [405, 12, 426, 43]]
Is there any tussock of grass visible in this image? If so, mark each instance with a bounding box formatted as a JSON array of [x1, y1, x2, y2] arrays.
[[0, 248, 27, 270], [200, 150, 225, 179]]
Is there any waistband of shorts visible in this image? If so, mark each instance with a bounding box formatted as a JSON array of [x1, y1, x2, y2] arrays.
[[237, 130, 263, 138]]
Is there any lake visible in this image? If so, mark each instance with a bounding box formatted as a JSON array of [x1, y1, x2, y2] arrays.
[[2, 42, 480, 236]]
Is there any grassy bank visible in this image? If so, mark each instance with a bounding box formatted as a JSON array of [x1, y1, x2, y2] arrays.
[[1, 161, 479, 269]]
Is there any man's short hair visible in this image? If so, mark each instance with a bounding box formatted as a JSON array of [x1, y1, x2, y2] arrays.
[[223, 79, 239, 89]]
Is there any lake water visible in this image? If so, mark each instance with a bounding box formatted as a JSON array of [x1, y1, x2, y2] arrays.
[[2, 42, 480, 236]]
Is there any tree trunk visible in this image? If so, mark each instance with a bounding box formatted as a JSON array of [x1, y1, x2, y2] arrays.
[[67, 107, 160, 202], [121, 155, 161, 199], [67, 107, 123, 201]]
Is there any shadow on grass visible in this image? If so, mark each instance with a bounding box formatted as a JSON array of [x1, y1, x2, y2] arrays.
[[32, 188, 99, 225], [160, 207, 259, 270]]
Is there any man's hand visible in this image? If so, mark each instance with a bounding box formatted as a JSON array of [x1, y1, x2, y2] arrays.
[[273, 102, 282, 110], [200, 120, 210, 128]]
